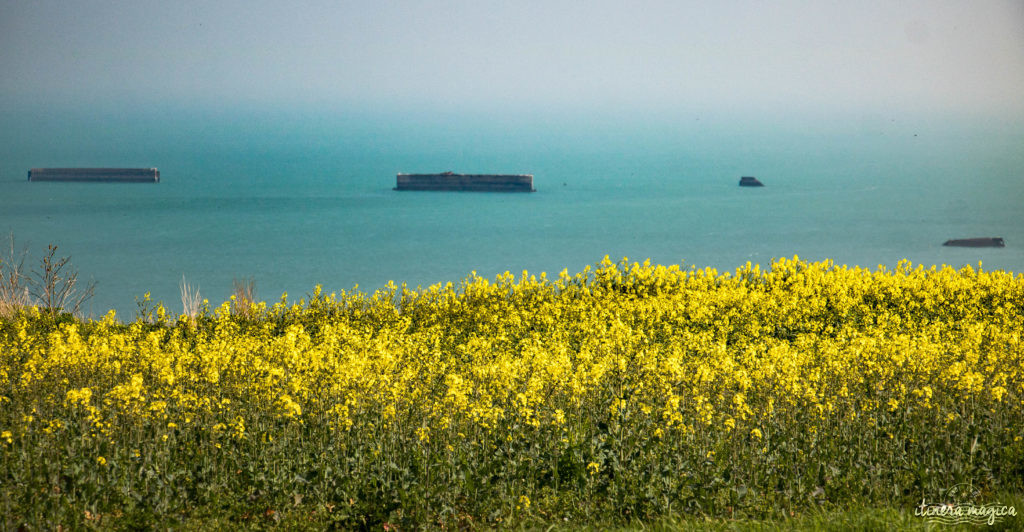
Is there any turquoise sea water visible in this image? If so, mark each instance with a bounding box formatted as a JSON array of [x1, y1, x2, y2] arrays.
[[2, 104, 1022, 317]]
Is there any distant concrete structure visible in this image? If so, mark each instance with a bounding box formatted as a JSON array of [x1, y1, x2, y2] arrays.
[[739, 176, 764, 187], [943, 237, 1005, 248], [28, 168, 160, 183], [395, 172, 535, 192]]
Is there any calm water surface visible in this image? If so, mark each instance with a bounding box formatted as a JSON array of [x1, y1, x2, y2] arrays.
[[2, 105, 1022, 316]]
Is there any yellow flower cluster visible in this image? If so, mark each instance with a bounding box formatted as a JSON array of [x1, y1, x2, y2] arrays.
[[0, 256, 1021, 526]]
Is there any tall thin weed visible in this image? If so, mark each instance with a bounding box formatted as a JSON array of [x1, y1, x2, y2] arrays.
[[232, 277, 256, 317], [29, 244, 96, 319], [1, 236, 95, 319]]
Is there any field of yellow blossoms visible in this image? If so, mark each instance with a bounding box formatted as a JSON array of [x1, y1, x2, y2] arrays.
[[1, 257, 1022, 528]]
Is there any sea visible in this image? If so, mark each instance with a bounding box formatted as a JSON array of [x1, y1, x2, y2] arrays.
[[2, 102, 1022, 318]]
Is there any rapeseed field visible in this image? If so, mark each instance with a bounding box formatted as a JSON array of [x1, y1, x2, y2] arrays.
[[1, 257, 1021, 528]]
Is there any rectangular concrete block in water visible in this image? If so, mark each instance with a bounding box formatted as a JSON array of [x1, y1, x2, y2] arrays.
[[395, 172, 534, 192], [28, 168, 160, 183]]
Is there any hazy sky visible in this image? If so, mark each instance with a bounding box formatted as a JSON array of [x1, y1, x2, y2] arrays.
[[2, 0, 1023, 115]]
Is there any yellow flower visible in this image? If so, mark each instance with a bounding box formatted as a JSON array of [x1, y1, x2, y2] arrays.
[[587, 462, 600, 475], [96, 456, 107, 466], [750, 428, 763, 440]]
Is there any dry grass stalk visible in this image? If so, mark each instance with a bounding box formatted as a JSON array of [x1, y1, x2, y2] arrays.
[[180, 275, 202, 320], [0, 233, 31, 318], [233, 277, 256, 317]]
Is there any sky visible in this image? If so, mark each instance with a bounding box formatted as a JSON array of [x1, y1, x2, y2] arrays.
[[1, 0, 1024, 117]]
